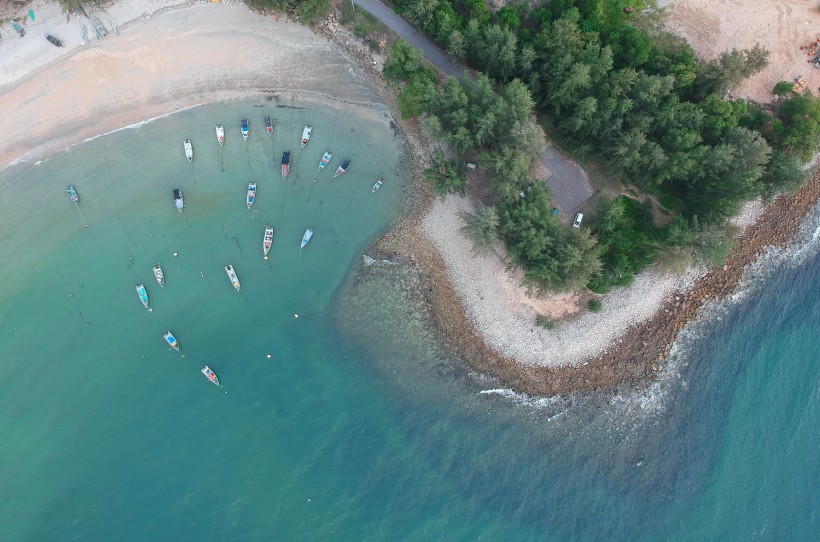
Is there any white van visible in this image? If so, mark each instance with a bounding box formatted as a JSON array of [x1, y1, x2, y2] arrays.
[[572, 213, 583, 228]]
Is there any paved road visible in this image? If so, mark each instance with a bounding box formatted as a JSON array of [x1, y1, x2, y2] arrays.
[[354, 0, 593, 214]]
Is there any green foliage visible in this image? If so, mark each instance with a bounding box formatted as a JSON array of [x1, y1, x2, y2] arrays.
[[244, 0, 330, 25], [424, 154, 466, 195], [694, 45, 770, 97], [499, 183, 602, 293], [535, 314, 555, 329], [689, 216, 738, 267], [461, 207, 500, 254], [383, 41, 431, 82], [397, 76, 437, 119], [759, 150, 808, 199], [777, 92, 820, 162], [588, 196, 660, 293], [587, 298, 603, 312], [773, 81, 795, 96]]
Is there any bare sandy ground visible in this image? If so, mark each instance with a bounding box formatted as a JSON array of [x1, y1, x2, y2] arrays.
[[664, 0, 820, 101], [0, 1, 381, 170]]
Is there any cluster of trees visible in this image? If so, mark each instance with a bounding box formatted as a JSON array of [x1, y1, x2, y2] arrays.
[[386, 0, 820, 295]]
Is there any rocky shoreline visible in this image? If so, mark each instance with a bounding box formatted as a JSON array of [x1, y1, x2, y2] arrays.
[[317, 7, 820, 397]]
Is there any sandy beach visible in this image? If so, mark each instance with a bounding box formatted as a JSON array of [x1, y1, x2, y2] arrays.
[[0, 1, 381, 170], [664, 0, 820, 101]]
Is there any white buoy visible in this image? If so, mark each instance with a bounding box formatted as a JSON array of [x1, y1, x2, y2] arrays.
[[173, 252, 178, 257], [294, 314, 299, 319], [266, 354, 272, 359]]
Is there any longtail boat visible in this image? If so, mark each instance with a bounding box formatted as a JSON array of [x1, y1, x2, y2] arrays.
[[163, 331, 180, 351], [318, 151, 332, 172], [216, 125, 225, 146], [241, 119, 249, 141], [265, 116, 273, 135], [301, 125, 312, 149], [281, 151, 291, 180], [153, 264, 165, 287], [263, 225, 274, 259], [372, 178, 383, 193], [247, 181, 257, 209], [136, 283, 151, 311], [173, 188, 184, 213], [184, 139, 193, 162], [334, 160, 351, 178], [66, 185, 79, 204], [201, 365, 220, 386], [225, 264, 240, 291], [301, 228, 314, 249]]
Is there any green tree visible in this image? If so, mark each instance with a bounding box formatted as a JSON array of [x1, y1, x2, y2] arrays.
[[424, 154, 466, 195], [481, 25, 518, 82], [695, 45, 770, 97], [461, 207, 501, 255], [773, 81, 795, 95], [383, 41, 428, 82], [447, 29, 466, 63]]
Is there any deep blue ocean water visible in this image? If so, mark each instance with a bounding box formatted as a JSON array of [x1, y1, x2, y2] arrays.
[[0, 98, 817, 541]]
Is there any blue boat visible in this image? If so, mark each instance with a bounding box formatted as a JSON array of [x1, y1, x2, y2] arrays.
[[281, 151, 291, 180], [301, 228, 314, 249], [334, 159, 351, 178], [163, 331, 180, 351], [247, 181, 256, 209], [241, 119, 249, 142], [135, 283, 151, 311], [66, 185, 79, 204]]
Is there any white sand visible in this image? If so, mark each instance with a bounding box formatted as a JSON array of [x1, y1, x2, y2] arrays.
[[422, 194, 696, 367], [0, 1, 381, 170], [664, 0, 820, 101]]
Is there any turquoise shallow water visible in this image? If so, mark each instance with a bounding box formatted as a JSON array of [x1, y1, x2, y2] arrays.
[[1, 97, 818, 541]]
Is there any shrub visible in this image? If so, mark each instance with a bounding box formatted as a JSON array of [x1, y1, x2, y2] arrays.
[[535, 315, 555, 329], [587, 298, 603, 312]]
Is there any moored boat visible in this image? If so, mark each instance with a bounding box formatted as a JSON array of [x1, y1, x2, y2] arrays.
[[241, 119, 249, 141], [301, 125, 312, 149], [301, 228, 314, 249], [281, 151, 291, 180], [334, 160, 351, 178], [372, 178, 383, 193], [184, 139, 193, 162], [265, 116, 273, 135], [318, 151, 332, 172], [153, 264, 165, 287], [225, 264, 240, 291], [216, 124, 225, 146], [66, 185, 79, 204], [173, 188, 184, 212], [80, 25, 88, 45], [164, 331, 180, 351], [263, 225, 274, 259], [136, 283, 151, 311], [247, 181, 257, 209], [46, 34, 63, 47], [201, 365, 220, 386]]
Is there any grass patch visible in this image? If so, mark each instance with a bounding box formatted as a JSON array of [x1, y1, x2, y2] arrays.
[[338, 1, 384, 40], [535, 315, 555, 330]]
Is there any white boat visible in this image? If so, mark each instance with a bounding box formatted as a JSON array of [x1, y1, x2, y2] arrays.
[[184, 139, 193, 162], [173, 188, 184, 212], [263, 225, 274, 259], [318, 151, 332, 172], [241, 119, 249, 142], [247, 181, 256, 209], [225, 264, 240, 291], [372, 178, 383, 193], [136, 283, 151, 311], [301, 228, 314, 249], [153, 264, 165, 287], [163, 331, 180, 351], [301, 125, 312, 149], [216, 125, 225, 147], [201, 365, 220, 386]]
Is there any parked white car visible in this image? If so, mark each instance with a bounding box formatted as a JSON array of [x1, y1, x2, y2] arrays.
[[572, 213, 584, 228]]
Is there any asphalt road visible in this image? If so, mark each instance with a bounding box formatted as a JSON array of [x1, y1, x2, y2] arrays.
[[354, 0, 594, 214]]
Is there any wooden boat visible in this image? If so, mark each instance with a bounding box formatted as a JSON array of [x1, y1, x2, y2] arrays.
[[163, 331, 180, 351], [241, 119, 249, 142], [318, 151, 332, 172], [372, 178, 383, 193], [216, 125, 225, 147], [263, 225, 274, 259], [153, 264, 165, 287], [66, 185, 79, 204], [11, 19, 25, 37], [93, 17, 107, 38], [301, 228, 314, 249], [80, 25, 88, 45], [135, 283, 151, 311], [46, 35, 63, 48], [301, 125, 312, 149], [201, 365, 220, 386], [281, 151, 291, 180], [173, 188, 184, 212], [334, 160, 351, 178], [247, 181, 257, 209], [184, 139, 193, 162], [265, 116, 273, 135], [225, 264, 240, 291]]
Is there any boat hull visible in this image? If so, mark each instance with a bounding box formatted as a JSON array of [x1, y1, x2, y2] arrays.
[[372, 179, 383, 193], [164, 331, 180, 351], [153, 265, 165, 287], [334, 160, 351, 178], [202, 366, 220, 386], [318, 151, 332, 172], [301, 125, 312, 149], [216, 125, 225, 147], [263, 226, 274, 258], [247, 182, 257, 209], [225, 265, 240, 291], [301, 228, 314, 248], [241, 119, 249, 141]]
